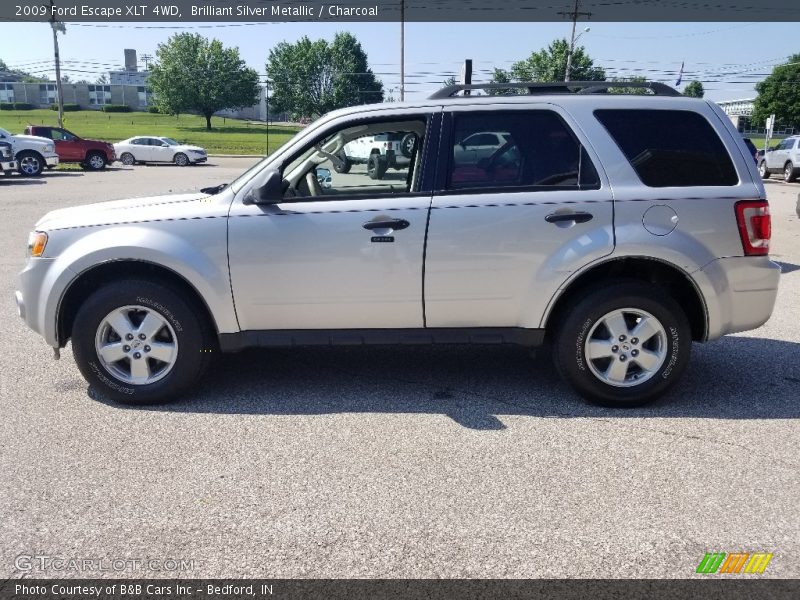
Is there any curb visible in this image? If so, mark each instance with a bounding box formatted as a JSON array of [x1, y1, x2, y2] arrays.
[[207, 154, 264, 158]]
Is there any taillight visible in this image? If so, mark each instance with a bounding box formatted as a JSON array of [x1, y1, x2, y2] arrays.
[[735, 200, 771, 256]]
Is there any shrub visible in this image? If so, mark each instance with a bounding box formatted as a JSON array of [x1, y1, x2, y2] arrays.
[[147, 105, 161, 114], [0, 102, 13, 110], [101, 104, 131, 113], [8, 102, 35, 110], [50, 103, 81, 111]]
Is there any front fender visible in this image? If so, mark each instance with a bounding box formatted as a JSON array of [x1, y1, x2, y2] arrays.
[[40, 220, 237, 346]]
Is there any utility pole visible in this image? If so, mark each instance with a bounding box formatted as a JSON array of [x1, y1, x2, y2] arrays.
[[49, 0, 66, 128], [560, 0, 591, 82], [265, 80, 270, 155], [400, 0, 405, 101], [141, 53, 153, 70]]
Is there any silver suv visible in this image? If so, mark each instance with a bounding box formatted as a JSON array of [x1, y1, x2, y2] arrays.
[[759, 135, 799, 182], [15, 81, 780, 407]]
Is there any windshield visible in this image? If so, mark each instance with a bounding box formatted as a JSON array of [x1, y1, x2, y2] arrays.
[[161, 138, 180, 146]]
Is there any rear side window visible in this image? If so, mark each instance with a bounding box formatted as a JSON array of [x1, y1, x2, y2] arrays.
[[448, 111, 600, 191], [595, 109, 738, 187]]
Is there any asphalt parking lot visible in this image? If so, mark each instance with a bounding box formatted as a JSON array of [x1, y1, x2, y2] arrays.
[[1, 159, 798, 579]]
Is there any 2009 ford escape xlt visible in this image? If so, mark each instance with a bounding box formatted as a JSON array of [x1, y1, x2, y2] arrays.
[[15, 81, 780, 407]]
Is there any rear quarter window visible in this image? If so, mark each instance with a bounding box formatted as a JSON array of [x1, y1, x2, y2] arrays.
[[595, 109, 738, 187]]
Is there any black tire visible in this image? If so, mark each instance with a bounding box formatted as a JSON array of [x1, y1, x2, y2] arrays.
[[332, 152, 351, 174], [71, 279, 215, 405], [85, 151, 107, 171], [16, 151, 44, 177], [400, 133, 416, 158], [785, 161, 797, 183], [174, 152, 189, 167], [758, 160, 770, 180], [120, 152, 135, 166], [552, 281, 691, 407], [367, 154, 387, 180]]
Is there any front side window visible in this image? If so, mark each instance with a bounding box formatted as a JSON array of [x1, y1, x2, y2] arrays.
[[280, 117, 428, 200], [50, 129, 76, 141], [448, 111, 599, 191], [595, 109, 738, 187]]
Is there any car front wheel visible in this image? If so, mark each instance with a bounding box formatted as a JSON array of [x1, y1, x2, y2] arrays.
[[174, 152, 189, 166], [785, 162, 797, 183], [553, 281, 691, 407], [71, 279, 215, 404], [759, 161, 770, 179], [85, 152, 107, 171], [17, 151, 44, 177]]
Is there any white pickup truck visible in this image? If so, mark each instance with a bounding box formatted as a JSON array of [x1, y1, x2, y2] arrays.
[[0, 127, 60, 176], [1, 141, 17, 175], [334, 132, 417, 180]]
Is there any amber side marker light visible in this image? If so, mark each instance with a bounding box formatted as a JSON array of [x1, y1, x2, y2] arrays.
[[28, 231, 48, 257]]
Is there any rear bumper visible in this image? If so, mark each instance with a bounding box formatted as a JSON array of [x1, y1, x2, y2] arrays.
[[695, 255, 781, 340]]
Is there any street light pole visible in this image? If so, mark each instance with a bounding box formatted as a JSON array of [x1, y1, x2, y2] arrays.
[[561, 0, 591, 82], [49, 0, 66, 128], [400, 0, 405, 101]]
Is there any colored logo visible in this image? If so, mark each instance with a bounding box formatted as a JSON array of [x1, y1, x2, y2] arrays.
[[696, 552, 773, 574]]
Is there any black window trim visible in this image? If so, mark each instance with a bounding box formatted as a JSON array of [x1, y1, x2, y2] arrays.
[[261, 111, 441, 205], [437, 109, 602, 196]]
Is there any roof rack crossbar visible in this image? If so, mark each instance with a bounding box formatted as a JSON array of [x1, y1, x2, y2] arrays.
[[428, 81, 682, 99]]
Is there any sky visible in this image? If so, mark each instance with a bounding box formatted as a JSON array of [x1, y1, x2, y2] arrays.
[[0, 21, 797, 102]]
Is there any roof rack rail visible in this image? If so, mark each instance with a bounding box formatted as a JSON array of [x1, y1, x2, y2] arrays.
[[428, 81, 682, 99]]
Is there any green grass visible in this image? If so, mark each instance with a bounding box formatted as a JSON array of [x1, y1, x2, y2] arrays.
[[0, 109, 301, 155]]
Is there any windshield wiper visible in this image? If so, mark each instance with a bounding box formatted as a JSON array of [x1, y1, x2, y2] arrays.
[[200, 183, 228, 195]]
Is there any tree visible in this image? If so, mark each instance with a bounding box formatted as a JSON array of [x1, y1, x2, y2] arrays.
[[683, 80, 705, 98], [149, 33, 260, 130], [492, 39, 605, 87], [609, 75, 650, 95], [0, 58, 45, 82], [95, 74, 108, 84], [752, 54, 800, 130], [266, 33, 383, 119]]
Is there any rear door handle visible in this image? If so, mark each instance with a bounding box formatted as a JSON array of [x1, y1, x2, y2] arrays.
[[363, 219, 410, 231], [545, 212, 593, 224]]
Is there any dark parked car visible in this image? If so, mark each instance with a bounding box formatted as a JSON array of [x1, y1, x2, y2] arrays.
[[23, 125, 116, 171], [742, 138, 758, 164]]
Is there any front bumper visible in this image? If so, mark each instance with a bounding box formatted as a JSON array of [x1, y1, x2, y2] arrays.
[[15, 257, 63, 347], [45, 154, 59, 167], [696, 255, 781, 340], [2, 160, 17, 171], [191, 156, 207, 163]]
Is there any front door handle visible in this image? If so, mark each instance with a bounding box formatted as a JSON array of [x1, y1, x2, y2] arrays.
[[545, 212, 593, 224], [363, 219, 410, 231]]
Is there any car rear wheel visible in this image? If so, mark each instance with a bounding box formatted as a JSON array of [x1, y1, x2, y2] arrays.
[[553, 281, 691, 407], [758, 161, 770, 179], [785, 162, 797, 183], [17, 151, 44, 177], [71, 279, 215, 404], [367, 154, 387, 180], [85, 152, 107, 171], [120, 152, 135, 166], [174, 152, 189, 167]]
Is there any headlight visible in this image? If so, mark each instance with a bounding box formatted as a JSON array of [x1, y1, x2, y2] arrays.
[[1, 146, 9, 158], [43, 144, 53, 153], [190, 149, 205, 154], [27, 231, 48, 257]]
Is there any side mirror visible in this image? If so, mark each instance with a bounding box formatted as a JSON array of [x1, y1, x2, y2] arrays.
[[243, 169, 285, 205], [161, 142, 169, 147]]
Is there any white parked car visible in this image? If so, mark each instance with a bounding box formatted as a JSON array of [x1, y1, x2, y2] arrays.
[[0, 127, 60, 176], [114, 136, 207, 167]]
